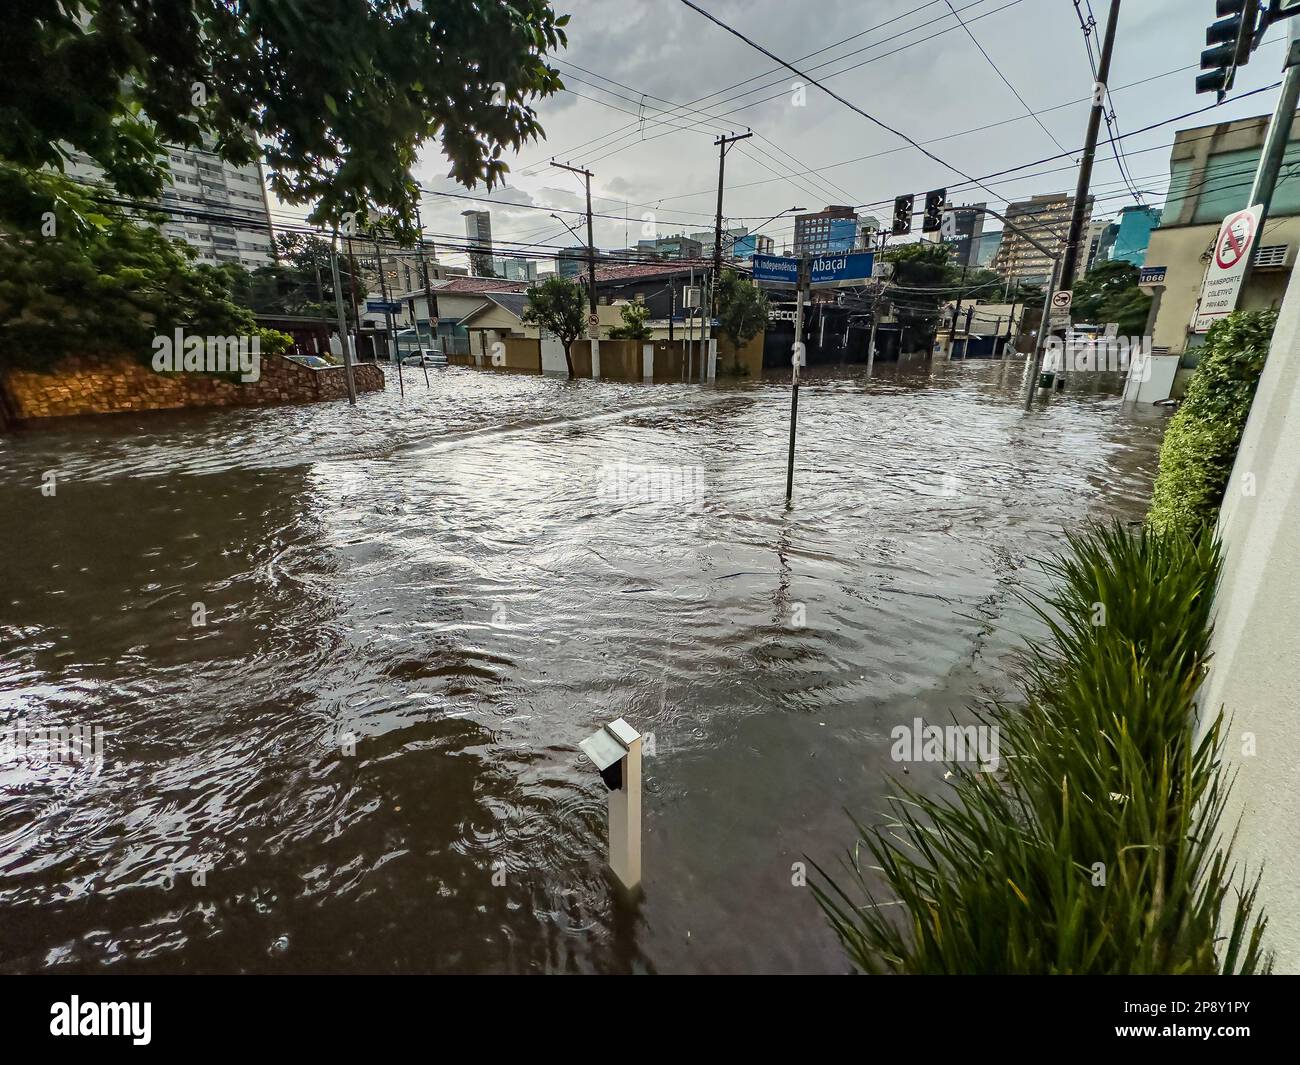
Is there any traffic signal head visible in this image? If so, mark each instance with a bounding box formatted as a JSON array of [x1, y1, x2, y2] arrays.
[[1197, 1, 1263, 97], [923, 188, 947, 232], [892, 194, 914, 236]]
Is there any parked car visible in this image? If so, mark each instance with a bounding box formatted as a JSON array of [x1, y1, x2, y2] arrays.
[[401, 349, 447, 368], [287, 354, 334, 369]]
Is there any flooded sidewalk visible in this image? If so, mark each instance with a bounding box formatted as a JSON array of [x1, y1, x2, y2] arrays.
[[0, 360, 1167, 973]]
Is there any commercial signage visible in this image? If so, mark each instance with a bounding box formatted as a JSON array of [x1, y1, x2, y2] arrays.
[[1193, 205, 1262, 333]]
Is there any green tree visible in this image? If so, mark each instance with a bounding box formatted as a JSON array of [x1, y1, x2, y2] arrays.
[[608, 300, 651, 340], [521, 274, 586, 377], [0, 187, 268, 369], [0, 0, 569, 232], [1071, 258, 1150, 332], [715, 268, 768, 352]]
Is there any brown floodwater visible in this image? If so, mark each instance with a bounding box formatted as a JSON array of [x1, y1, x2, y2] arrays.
[[0, 359, 1166, 973]]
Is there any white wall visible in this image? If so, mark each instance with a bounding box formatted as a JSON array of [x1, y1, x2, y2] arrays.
[[1199, 259, 1300, 972]]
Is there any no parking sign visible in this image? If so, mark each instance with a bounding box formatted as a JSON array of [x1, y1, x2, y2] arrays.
[[1194, 205, 1262, 333]]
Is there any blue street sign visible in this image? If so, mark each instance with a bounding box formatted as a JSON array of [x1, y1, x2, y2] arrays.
[[365, 299, 403, 314], [752, 254, 800, 284], [752, 251, 874, 286], [810, 250, 874, 284]]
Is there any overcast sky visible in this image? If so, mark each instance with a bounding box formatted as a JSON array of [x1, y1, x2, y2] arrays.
[[315, 0, 1298, 270]]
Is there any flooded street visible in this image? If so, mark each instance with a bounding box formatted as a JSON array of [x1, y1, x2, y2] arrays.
[[0, 361, 1166, 973]]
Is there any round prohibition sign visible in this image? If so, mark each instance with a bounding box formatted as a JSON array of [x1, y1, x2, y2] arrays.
[[1216, 210, 1257, 270]]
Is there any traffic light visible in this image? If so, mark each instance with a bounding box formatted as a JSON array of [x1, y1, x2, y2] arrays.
[[922, 189, 947, 232], [892, 194, 914, 236], [1197, 1, 1263, 97]]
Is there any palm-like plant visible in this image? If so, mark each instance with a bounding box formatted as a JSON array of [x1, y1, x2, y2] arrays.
[[812, 523, 1269, 974]]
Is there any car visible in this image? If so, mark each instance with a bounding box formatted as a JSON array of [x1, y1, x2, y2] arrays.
[[401, 350, 447, 368], [287, 354, 334, 369]]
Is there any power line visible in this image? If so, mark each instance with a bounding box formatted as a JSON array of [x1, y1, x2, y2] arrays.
[[942, 0, 1076, 159]]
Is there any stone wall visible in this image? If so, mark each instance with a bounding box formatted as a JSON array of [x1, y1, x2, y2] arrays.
[[1, 353, 385, 425]]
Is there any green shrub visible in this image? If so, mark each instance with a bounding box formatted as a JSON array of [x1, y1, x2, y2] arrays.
[[1147, 310, 1277, 538], [811, 522, 1269, 974]]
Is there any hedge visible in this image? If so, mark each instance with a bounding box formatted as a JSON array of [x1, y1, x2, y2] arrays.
[[1147, 309, 1277, 538]]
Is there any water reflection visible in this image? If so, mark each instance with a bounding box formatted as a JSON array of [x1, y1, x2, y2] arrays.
[[0, 361, 1166, 972]]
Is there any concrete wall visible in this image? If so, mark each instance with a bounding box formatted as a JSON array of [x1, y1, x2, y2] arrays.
[[1, 353, 384, 425], [1198, 256, 1300, 973]]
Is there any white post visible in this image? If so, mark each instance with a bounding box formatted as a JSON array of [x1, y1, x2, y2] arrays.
[[591, 337, 601, 380], [607, 722, 642, 891], [579, 718, 642, 892], [642, 342, 654, 381], [707, 338, 717, 381]]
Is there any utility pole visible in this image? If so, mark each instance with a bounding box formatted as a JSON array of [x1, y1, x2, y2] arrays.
[[343, 232, 363, 359], [1059, 0, 1121, 292], [551, 161, 598, 325], [786, 255, 809, 505], [712, 131, 753, 310], [328, 227, 358, 405], [1241, 16, 1300, 291], [413, 204, 438, 387], [948, 261, 969, 359], [374, 232, 403, 396]]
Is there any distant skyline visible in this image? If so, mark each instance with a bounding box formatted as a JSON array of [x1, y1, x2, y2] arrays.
[[270, 0, 1296, 272]]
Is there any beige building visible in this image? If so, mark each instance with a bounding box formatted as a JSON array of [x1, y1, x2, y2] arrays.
[[1146, 113, 1300, 359], [992, 192, 1093, 285]]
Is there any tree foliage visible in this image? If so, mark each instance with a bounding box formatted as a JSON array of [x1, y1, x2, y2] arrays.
[[521, 274, 586, 377], [715, 268, 768, 350], [0, 178, 267, 369], [0, 0, 569, 233], [608, 300, 651, 340], [1071, 258, 1151, 334]]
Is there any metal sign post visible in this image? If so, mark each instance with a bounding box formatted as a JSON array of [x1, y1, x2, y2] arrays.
[[785, 256, 809, 505]]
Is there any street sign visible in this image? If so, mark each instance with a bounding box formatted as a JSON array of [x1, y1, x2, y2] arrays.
[[752, 253, 800, 285], [365, 299, 402, 314], [810, 251, 873, 285], [1139, 266, 1167, 286], [1051, 290, 1073, 312], [753, 252, 874, 286], [587, 312, 601, 330], [1194, 204, 1262, 333]]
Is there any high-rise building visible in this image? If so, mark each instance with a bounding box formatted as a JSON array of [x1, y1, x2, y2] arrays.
[[948, 203, 986, 268], [974, 231, 1002, 268], [733, 233, 774, 259], [991, 193, 1093, 285], [66, 138, 276, 271], [1109, 205, 1163, 268], [793, 206, 858, 255], [636, 234, 703, 260], [689, 227, 749, 259], [1083, 217, 1115, 274], [497, 257, 539, 282], [462, 210, 494, 276]]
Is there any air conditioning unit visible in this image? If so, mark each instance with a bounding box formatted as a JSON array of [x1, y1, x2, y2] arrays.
[[1253, 244, 1292, 270]]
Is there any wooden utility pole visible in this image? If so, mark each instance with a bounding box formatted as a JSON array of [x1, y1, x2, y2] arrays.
[[1060, 0, 1122, 291], [328, 227, 358, 405], [712, 131, 753, 310], [551, 161, 598, 323]]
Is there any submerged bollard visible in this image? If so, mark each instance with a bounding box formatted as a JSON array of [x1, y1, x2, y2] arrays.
[[579, 718, 642, 891]]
